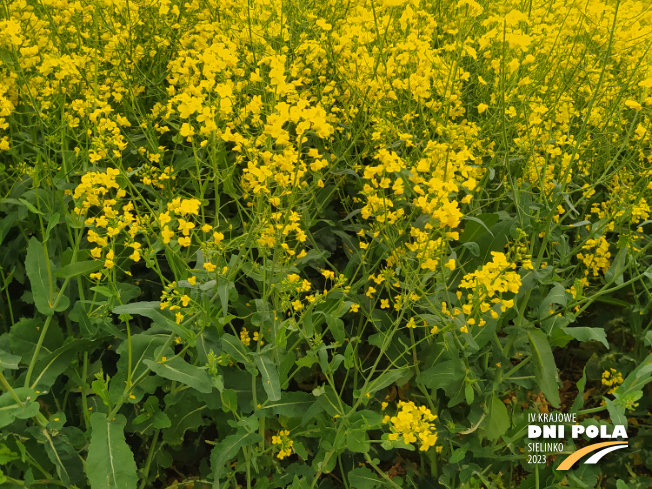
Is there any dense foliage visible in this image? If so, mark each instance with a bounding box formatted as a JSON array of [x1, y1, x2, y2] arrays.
[[1, 0, 652, 488]]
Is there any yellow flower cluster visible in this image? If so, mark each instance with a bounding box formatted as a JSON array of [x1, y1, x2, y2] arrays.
[[272, 430, 294, 460], [160, 281, 197, 324], [239, 328, 261, 347], [383, 401, 438, 451], [601, 368, 624, 395], [455, 252, 522, 331], [73, 168, 146, 279], [577, 237, 612, 278]]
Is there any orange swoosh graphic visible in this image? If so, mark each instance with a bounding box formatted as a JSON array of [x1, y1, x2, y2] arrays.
[[556, 441, 628, 470]]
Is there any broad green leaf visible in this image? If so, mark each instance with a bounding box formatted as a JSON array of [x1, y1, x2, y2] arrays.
[[0, 349, 20, 370], [86, 413, 138, 489], [606, 398, 627, 430], [325, 314, 346, 344], [366, 369, 413, 396], [316, 385, 350, 416], [253, 353, 281, 401], [561, 327, 609, 349], [538, 283, 567, 319], [616, 353, 652, 397], [0, 388, 39, 428], [221, 333, 254, 368], [449, 447, 467, 464], [296, 355, 318, 369], [220, 388, 238, 413], [162, 391, 207, 445], [527, 329, 561, 407], [348, 467, 382, 489], [25, 339, 91, 393], [143, 357, 212, 394], [27, 428, 84, 486], [346, 428, 370, 453], [210, 430, 262, 482], [55, 260, 103, 279], [26, 237, 55, 316], [267, 392, 313, 417], [418, 359, 465, 396], [483, 394, 510, 441], [459, 213, 499, 244]]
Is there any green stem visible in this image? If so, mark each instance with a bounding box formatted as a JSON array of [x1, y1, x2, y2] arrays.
[[138, 429, 160, 489], [24, 275, 72, 389]]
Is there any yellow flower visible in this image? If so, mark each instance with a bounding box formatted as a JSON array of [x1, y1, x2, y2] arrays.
[[162, 226, 175, 244], [178, 236, 191, 247], [175, 312, 184, 324], [159, 212, 171, 227], [321, 269, 335, 280], [350, 304, 360, 313], [181, 295, 190, 307], [204, 262, 216, 272]]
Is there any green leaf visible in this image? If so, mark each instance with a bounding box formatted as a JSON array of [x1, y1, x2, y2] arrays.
[[325, 314, 346, 344], [221, 333, 254, 368], [26, 339, 91, 393], [571, 366, 587, 412], [26, 237, 55, 316], [348, 467, 382, 489], [253, 353, 281, 401], [561, 327, 609, 349], [483, 394, 510, 441], [605, 247, 627, 283], [460, 213, 499, 244], [111, 302, 161, 316], [18, 197, 43, 215], [55, 260, 103, 279], [86, 413, 138, 489], [418, 359, 465, 396], [268, 392, 313, 417], [346, 428, 370, 453], [43, 212, 60, 243], [0, 349, 21, 370], [220, 388, 238, 413], [143, 357, 212, 394], [449, 447, 467, 464], [0, 388, 39, 428], [210, 430, 262, 482], [365, 369, 413, 396], [606, 399, 627, 430], [296, 355, 318, 369], [527, 329, 561, 408], [162, 391, 207, 445], [538, 283, 567, 319], [28, 429, 84, 486]]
